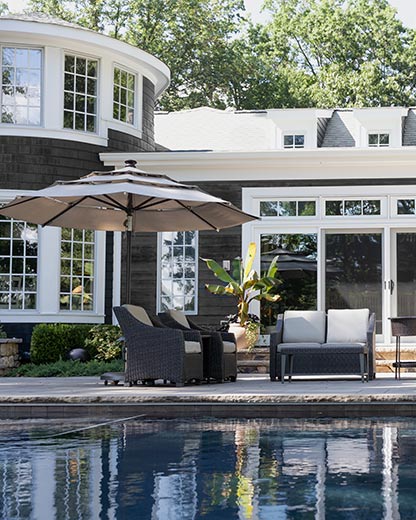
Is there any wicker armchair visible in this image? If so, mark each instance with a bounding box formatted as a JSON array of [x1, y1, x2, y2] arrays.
[[113, 305, 203, 387], [158, 309, 237, 382]]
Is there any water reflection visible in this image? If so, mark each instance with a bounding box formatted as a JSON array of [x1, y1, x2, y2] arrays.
[[0, 418, 415, 519]]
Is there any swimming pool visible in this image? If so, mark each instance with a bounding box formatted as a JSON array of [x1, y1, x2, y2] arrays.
[[0, 417, 414, 519]]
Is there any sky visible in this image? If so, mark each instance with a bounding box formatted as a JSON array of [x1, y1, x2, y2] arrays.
[[5, 0, 416, 28]]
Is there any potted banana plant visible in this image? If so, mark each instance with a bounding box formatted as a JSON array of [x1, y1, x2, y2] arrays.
[[202, 242, 281, 350]]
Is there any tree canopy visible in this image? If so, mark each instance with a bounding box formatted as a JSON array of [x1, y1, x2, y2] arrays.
[[8, 0, 416, 109]]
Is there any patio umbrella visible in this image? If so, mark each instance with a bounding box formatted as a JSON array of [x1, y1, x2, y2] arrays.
[[0, 160, 257, 303]]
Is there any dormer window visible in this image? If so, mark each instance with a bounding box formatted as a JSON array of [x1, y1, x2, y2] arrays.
[[63, 54, 98, 133], [1, 46, 42, 126], [368, 133, 389, 147], [113, 66, 136, 126], [284, 134, 304, 148]]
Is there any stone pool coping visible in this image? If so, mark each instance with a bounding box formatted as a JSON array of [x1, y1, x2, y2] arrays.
[[0, 373, 416, 419]]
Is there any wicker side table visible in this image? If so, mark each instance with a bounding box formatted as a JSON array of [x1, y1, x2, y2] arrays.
[[389, 317, 416, 379]]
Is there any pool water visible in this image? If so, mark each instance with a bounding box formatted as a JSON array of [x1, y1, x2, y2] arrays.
[[0, 417, 415, 519]]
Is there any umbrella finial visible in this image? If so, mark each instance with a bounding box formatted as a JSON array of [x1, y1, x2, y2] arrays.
[[125, 159, 137, 168]]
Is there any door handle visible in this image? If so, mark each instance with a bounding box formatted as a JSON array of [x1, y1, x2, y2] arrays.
[[384, 280, 395, 294]]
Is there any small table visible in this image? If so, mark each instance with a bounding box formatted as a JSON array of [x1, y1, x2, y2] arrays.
[[389, 317, 416, 379]]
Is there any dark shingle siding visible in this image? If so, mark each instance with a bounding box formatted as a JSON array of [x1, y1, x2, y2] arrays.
[[321, 110, 356, 147], [317, 117, 330, 147], [403, 109, 416, 146]]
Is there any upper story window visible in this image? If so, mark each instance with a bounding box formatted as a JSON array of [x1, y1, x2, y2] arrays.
[[284, 134, 304, 149], [64, 54, 98, 133], [113, 66, 136, 125], [1, 46, 42, 126], [260, 200, 316, 217], [326, 199, 381, 216], [368, 133, 389, 147]]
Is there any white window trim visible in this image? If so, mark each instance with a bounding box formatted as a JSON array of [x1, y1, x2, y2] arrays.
[[282, 132, 306, 149], [112, 62, 139, 129], [156, 231, 199, 315], [0, 190, 106, 323], [368, 131, 390, 147], [0, 44, 43, 128], [242, 185, 416, 344], [62, 50, 100, 135]]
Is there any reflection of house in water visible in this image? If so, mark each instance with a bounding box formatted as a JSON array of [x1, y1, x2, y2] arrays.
[[0, 420, 411, 518]]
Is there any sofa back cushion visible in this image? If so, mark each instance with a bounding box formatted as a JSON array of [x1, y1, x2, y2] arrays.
[[168, 309, 191, 329], [326, 309, 369, 343], [283, 310, 326, 343], [123, 304, 154, 327]]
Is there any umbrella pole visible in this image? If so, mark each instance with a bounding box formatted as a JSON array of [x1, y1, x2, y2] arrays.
[[125, 230, 132, 304]]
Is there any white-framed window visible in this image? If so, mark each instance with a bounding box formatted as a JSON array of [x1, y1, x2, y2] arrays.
[[0, 216, 38, 310], [260, 200, 316, 217], [283, 134, 305, 148], [368, 133, 389, 147], [1, 46, 42, 126], [325, 199, 381, 216], [63, 54, 98, 133], [395, 198, 416, 215], [158, 231, 198, 314], [60, 228, 95, 311], [113, 66, 136, 125]]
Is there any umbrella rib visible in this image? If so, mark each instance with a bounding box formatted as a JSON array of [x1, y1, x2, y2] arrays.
[[42, 196, 89, 227], [90, 194, 127, 211], [176, 201, 218, 231], [132, 197, 159, 210]]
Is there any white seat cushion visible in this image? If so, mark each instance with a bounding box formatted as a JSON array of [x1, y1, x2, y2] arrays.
[[169, 309, 190, 329], [184, 341, 201, 354], [326, 309, 369, 343], [123, 304, 153, 327], [223, 340, 236, 353], [283, 311, 326, 344]]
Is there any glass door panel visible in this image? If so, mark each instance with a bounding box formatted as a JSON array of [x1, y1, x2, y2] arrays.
[[396, 233, 416, 316], [325, 233, 382, 333], [260, 233, 318, 328]]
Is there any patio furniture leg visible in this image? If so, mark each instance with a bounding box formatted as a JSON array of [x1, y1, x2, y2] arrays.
[[359, 353, 365, 383], [289, 354, 294, 382], [281, 354, 286, 384]]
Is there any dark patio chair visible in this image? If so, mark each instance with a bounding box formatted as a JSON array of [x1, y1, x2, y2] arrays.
[[113, 305, 203, 387], [158, 309, 237, 382]]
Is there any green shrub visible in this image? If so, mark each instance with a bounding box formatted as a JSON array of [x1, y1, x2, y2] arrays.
[[8, 358, 124, 377], [0, 325, 7, 339], [85, 324, 123, 361], [30, 323, 93, 365]]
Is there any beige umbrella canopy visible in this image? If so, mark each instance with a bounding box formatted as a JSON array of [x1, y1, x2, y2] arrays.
[[0, 160, 257, 302]]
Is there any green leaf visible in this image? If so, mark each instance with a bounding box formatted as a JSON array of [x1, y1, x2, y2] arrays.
[[243, 242, 256, 282]]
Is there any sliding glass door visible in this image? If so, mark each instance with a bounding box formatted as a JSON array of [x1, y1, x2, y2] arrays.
[[325, 232, 383, 334]]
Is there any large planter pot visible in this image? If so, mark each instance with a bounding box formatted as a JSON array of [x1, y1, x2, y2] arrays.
[[229, 323, 259, 350]]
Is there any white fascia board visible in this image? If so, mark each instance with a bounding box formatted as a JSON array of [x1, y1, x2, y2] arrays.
[[0, 20, 170, 97], [100, 147, 416, 182], [0, 126, 109, 146]]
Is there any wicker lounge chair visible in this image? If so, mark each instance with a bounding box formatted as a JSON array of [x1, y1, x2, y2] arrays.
[[158, 309, 237, 382], [113, 305, 203, 386]]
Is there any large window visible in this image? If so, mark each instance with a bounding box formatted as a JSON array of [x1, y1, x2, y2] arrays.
[[260, 200, 316, 217], [159, 231, 198, 313], [113, 66, 135, 125], [63, 54, 98, 133], [0, 217, 38, 310], [1, 46, 42, 125], [60, 229, 95, 311]]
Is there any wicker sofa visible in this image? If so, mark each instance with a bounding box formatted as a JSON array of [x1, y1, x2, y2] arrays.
[[158, 309, 237, 382], [269, 309, 376, 383], [114, 305, 203, 387]]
